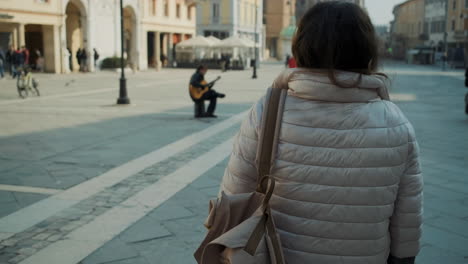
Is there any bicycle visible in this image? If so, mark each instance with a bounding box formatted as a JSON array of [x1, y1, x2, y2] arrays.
[[16, 66, 40, 98]]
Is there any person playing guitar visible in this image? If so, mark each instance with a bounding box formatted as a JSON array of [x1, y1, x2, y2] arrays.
[[189, 65, 225, 118]]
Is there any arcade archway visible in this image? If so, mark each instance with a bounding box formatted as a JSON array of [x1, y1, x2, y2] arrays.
[[124, 6, 138, 70], [65, 0, 86, 71]]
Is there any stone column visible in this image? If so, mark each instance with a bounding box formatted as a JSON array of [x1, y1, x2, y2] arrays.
[[135, 16, 143, 71], [139, 29, 148, 71], [12, 27, 18, 48], [43, 25, 61, 73], [155, 31, 161, 71], [53, 25, 61, 73], [60, 17, 70, 73], [86, 8, 94, 72], [168, 33, 174, 66], [161, 33, 168, 65], [18, 23, 25, 47]]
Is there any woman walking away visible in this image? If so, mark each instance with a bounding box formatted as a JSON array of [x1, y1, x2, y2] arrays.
[[219, 2, 423, 264]]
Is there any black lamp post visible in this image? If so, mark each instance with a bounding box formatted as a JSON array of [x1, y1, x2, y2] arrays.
[[117, 0, 130, 104], [252, 0, 258, 79], [442, 0, 449, 71]]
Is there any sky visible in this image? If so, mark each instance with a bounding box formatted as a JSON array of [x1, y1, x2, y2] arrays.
[[365, 0, 407, 26]]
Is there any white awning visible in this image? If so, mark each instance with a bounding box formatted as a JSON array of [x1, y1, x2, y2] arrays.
[[176, 36, 213, 48], [206, 36, 221, 45], [216, 36, 254, 48]]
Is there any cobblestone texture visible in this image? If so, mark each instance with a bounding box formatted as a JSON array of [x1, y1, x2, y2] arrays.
[[0, 127, 238, 263]]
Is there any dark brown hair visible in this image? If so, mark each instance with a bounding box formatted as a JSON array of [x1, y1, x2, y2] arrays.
[[196, 65, 207, 72], [292, 1, 381, 86]]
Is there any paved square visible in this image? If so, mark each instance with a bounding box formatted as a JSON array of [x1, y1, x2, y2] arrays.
[[0, 62, 467, 264]]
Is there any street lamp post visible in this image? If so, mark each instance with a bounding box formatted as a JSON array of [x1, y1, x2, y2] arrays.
[[442, 0, 449, 71], [252, 0, 258, 79], [117, 0, 130, 104]]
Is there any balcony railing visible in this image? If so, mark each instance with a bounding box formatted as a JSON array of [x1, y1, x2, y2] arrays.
[[454, 30, 467, 39]]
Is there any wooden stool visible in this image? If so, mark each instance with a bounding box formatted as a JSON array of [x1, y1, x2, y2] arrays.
[[194, 100, 205, 118]]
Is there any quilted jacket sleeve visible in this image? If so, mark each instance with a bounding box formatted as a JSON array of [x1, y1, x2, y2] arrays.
[[390, 123, 423, 258], [219, 97, 265, 195]]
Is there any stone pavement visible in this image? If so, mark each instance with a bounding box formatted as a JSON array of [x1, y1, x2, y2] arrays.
[[0, 67, 260, 219], [384, 63, 468, 263], [0, 62, 467, 264], [0, 65, 275, 264]]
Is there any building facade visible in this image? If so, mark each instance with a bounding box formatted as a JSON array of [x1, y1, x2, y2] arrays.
[[390, 0, 425, 59], [0, 0, 63, 72], [141, 0, 196, 69], [295, 0, 365, 22], [196, 0, 263, 43], [424, 0, 446, 51], [0, 0, 196, 73], [446, 0, 468, 62], [263, 0, 295, 60], [374, 25, 390, 55]]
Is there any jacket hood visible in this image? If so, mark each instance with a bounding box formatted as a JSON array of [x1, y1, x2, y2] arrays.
[[286, 68, 390, 103]]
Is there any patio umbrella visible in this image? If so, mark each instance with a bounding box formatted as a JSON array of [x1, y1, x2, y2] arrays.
[[177, 36, 213, 48], [206, 36, 221, 45], [217, 36, 251, 48]]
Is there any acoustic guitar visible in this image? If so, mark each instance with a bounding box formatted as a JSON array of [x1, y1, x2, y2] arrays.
[[189, 76, 221, 100]]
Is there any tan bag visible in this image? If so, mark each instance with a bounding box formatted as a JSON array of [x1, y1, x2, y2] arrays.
[[194, 71, 291, 264]]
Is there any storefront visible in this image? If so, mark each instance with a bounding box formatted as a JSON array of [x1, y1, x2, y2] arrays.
[[0, 6, 62, 73]]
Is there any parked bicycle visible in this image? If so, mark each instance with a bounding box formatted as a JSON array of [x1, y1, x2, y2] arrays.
[[16, 66, 40, 98]]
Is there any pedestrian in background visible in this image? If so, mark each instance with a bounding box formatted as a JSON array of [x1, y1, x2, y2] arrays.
[[21, 46, 29, 66], [0, 48, 5, 79], [12, 47, 25, 78], [6, 46, 14, 77], [287, 56, 296, 68], [160, 54, 167, 67], [220, 54, 227, 72], [465, 67, 468, 88], [225, 54, 231, 70], [93, 48, 99, 68], [219, 2, 422, 264], [285, 54, 290, 68], [67, 48, 72, 72], [76, 48, 82, 71], [465, 67, 468, 114], [80, 48, 88, 72], [35, 49, 44, 72]]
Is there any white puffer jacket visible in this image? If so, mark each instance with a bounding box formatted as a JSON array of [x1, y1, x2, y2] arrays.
[[220, 70, 423, 263]]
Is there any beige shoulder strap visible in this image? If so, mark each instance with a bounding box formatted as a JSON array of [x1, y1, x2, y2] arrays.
[[256, 70, 292, 193]]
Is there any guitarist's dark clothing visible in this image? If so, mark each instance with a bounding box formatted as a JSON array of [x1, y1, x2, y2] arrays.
[[190, 71, 207, 89], [190, 70, 224, 117], [198, 90, 218, 116]]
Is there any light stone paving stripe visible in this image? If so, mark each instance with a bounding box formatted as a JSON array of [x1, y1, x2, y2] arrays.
[[0, 111, 247, 240], [0, 107, 237, 117], [19, 137, 235, 264], [0, 184, 61, 195], [0, 88, 116, 106], [384, 69, 464, 77], [0, 79, 181, 106], [390, 93, 417, 102]]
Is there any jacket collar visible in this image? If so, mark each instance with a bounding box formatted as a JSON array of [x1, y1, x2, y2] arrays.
[[286, 68, 390, 103]]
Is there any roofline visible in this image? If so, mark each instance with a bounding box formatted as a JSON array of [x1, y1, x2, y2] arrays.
[[393, 0, 418, 13]]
